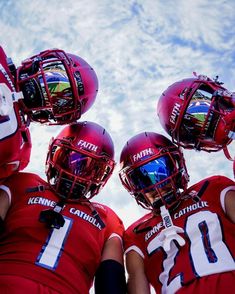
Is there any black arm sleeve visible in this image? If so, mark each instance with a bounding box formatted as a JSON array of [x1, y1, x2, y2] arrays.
[[94, 259, 127, 294], [0, 216, 4, 233]]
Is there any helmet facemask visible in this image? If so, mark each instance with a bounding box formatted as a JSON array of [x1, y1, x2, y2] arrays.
[[173, 79, 234, 152], [120, 150, 188, 211], [46, 138, 115, 201], [17, 50, 83, 125]]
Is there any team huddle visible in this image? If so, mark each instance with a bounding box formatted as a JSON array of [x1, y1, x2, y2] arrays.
[[0, 45, 234, 293]]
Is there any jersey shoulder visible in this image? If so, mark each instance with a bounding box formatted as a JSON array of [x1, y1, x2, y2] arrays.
[[187, 175, 235, 195], [1, 172, 46, 199], [125, 212, 153, 237], [91, 201, 125, 237], [3, 172, 45, 185]]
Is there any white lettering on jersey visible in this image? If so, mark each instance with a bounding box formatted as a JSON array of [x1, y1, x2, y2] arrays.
[[174, 201, 208, 219], [69, 207, 102, 230], [0, 84, 18, 139], [0, 64, 15, 91], [145, 221, 163, 241], [28, 197, 56, 208], [133, 148, 153, 162], [77, 139, 98, 152]]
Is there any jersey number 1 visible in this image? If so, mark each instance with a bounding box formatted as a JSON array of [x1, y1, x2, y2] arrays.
[[36, 217, 73, 270]]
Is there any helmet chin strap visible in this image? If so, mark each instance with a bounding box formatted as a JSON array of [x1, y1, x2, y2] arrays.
[[158, 205, 185, 252]]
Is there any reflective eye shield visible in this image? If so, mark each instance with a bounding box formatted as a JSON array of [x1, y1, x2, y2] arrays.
[[18, 56, 82, 122], [50, 139, 115, 181], [178, 84, 226, 145], [127, 155, 174, 191]]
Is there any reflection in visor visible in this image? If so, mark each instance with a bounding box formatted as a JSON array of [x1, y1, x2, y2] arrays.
[[39, 62, 74, 114], [186, 88, 212, 124], [180, 88, 214, 141], [69, 151, 92, 176], [187, 100, 211, 124], [192, 88, 213, 101], [129, 156, 173, 191], [53, 146, 105, 181]]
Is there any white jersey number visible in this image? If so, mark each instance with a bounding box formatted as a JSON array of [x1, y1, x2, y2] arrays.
[[0, 83, 18, 140], [147, 211, 235, 293], [36, 217, 73, 270]]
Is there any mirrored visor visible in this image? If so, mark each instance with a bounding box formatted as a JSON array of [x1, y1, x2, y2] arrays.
[[52, 145, 108, 181], [128, 155, 174, 191], [39, 61, 75, 114], [180, 87, 214, 141]]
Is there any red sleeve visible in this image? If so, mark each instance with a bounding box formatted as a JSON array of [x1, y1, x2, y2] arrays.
[[124, 213, 152, 255], [92, 202, 125, 241]]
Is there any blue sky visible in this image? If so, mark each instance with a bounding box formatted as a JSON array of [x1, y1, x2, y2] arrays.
[[1, 0, 235, 249]]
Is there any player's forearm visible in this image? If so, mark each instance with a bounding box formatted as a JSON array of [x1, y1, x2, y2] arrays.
[[127, 274, 150, 294], [0, 186, 11, 220]]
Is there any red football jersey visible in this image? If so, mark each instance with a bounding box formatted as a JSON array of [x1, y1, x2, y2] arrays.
[[0, 172, 124, 294], [124, 175, 235, 293], [0, 46, 31, 179]]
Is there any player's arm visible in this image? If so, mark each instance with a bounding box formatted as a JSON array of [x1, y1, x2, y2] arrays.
[[0, 186, 11, 225], [126, 250, 150, 294], [94, 236, 127, 294], [224, 189, 235, 223]]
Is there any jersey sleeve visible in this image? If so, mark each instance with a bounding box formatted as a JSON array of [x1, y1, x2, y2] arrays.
[[189, 175, 235, 216], [0, 172, 46, 206], [92, 202, 125, 242], [216, 175, 235, 213], [123, 219, 147, 258], [104, 205, 125, 241], [0, 184, 11, 204]]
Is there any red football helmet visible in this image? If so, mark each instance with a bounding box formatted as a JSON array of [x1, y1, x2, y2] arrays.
[[157, 73, 235, 154], [0, 46, 32, 180], [46, 121, 115, 201], [119, 132, 189, 211], [16, 49, 98, 125]]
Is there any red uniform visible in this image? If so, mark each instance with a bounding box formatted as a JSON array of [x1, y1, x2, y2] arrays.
[[0, 172, 124, 294], [124, 175, 235, 293], [0, 46, 31, 180]]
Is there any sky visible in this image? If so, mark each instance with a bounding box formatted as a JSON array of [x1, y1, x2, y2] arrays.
[[1, 0, 235, 291]]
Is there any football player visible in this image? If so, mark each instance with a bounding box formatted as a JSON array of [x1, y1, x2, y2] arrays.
[[157, 73, 235, 159], [0, 121, 126, 294], [16, 48, 98, 125], [119, 131, 235, 293], [0, 46, 31, 181]]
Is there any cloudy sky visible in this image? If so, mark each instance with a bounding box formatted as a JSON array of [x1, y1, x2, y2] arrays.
[[1, 0, 235, 224], [1, 0, 235, 289]]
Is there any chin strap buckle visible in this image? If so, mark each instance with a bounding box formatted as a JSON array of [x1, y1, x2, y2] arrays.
[[39, 201, 65, 229], [158, 205, 185, 252]]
